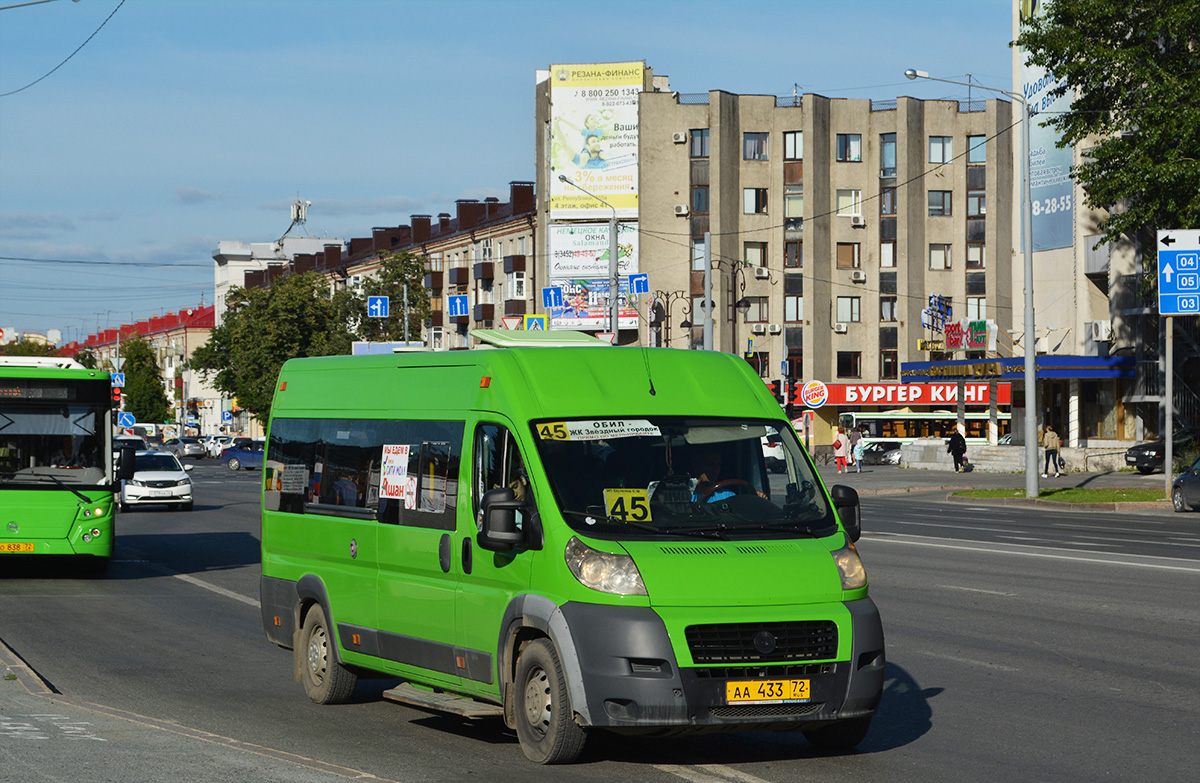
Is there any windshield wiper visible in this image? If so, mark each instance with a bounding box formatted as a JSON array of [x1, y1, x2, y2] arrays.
[[560, 509, 661, 534], [42, 472, 91, 503], [724, 522, 820, 537]]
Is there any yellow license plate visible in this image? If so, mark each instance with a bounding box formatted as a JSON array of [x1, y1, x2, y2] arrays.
[[2, 542, 35, 553], [726, 678, 810, 704]]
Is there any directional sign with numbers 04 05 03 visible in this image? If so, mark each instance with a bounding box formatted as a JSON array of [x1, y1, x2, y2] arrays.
[[1158, 229, 1200, 316]]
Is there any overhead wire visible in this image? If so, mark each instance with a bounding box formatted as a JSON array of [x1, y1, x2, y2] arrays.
[[0, 0, 127, 98]]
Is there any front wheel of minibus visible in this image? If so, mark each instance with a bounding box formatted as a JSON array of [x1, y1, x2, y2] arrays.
[[298, 604, 357, 704], [513, 638, 587, 764]]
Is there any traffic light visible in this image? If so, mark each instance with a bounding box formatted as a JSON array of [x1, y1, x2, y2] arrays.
[[768, 379, 786, 405], [111, 386, 122, 409]]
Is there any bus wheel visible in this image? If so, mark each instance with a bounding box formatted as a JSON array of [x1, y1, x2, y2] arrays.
[[513, 638, 586, 764], [298, 604, 357, 704], [802, 715, 872, 752]]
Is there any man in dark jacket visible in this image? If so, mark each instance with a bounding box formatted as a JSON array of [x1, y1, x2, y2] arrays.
[[947, 429, 967, 473]]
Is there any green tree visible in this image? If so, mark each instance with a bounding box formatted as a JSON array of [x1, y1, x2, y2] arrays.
[[192, 272, 355, 423], [0, 339, 55, 357], [121, 335, 172, 423], [353, 250, 433, 343], [1015, 0, 1200, 246], [73, 347, 99, 369]]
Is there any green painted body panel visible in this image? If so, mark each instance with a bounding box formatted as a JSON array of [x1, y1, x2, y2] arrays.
[[263, 345, 865, 703]]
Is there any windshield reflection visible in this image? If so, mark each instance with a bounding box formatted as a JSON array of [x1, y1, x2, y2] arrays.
[[532, 417, 835, 540]]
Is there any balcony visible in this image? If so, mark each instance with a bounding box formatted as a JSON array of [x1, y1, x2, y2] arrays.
[[473, 262, 494, 280], [427, 311, 444, 327], [448, 267, 470, 286], [503, 254, 527, 273], [424, 271, 443, 290], [504, 299, 527, 316], [473, 303, 495, 321]]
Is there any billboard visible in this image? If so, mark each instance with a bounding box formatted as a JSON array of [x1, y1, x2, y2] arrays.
[[549, 61, 643, 218], [548, 222, 638, 278], [1017, 0, 1074, 251]]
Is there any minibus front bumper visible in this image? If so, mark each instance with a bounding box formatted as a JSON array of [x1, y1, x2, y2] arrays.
[[557, 598, 884, 733]]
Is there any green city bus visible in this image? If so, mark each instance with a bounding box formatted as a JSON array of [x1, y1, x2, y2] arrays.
[[259, 330, 884, 764], [0, 356, 133, 574]]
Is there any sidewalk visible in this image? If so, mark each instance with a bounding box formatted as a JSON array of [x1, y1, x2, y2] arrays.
[[815, 463, 1177, 513]]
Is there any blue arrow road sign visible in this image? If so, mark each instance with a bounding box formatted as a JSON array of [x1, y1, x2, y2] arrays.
[[542, 286, 563, 309], [628, 273, 649, 294], [367, 296, 389, 318], [117, 412, 135, 428], [448, 295, 469, 318], [1158, 229, 1200, 316], [111, 373, 125, 388]]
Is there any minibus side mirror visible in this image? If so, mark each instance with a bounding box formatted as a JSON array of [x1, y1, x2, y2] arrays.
[[829, 484, 861, 542], [117, 447, 137, 481], [477, 487, 526, 552]]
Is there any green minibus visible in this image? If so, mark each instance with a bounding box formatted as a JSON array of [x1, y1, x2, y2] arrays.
[[259, 331, 884, 763]]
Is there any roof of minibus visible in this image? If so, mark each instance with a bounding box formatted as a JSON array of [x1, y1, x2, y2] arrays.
[[271, 345, 782, 423]]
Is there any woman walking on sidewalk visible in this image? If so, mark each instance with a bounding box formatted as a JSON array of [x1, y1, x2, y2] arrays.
[[1042, 424, 1062, 477], [833, 427, 851, 474]]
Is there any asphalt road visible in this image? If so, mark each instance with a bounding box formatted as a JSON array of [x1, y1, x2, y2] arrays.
[[2, 461, 1198, 782]]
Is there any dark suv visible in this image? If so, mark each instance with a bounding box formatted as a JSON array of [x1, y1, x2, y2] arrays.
[[1124, 428, 1200, 474]]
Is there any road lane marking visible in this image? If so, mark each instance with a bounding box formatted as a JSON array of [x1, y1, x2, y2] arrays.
[[654, 764, 776, 783], [173, 573, 260, 608], [937, 584, 1015, 596], [866, 532, 1200, 573]]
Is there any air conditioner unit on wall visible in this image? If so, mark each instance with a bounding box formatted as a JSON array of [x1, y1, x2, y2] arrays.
[[850, 215, 866, 228], [672, 131, 688, 144], [754, 267, 771, 280], [850, 270, 867, 283], [1091, 319, 1112, 341], [833, 322, 848, 334], [751, 324, 767, 335], [768, 323, 782, 334], [674, 204, 689, 216]]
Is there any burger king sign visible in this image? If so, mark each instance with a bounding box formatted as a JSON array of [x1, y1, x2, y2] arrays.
[[800, 380, 829, 409]]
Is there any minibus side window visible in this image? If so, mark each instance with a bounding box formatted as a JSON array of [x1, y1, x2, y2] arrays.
[[473, 423, 530, 530]]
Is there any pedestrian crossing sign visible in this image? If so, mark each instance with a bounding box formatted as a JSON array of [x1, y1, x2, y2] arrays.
[[524, 315, 547, 331]]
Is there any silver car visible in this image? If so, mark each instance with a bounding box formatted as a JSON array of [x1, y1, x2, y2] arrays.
[[120, 451, 193, 512], [163, 436, 205, 459]]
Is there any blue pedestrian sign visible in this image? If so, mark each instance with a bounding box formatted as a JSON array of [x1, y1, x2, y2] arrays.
[[628, 273, 649, 295], [367, 296, 389, 318], [117, 412, 135, 428], [1158, 229, 1200, 316], [542, 286, 564, 309], [111, 373, 125, 388], [524, 314, 547, 331], [448, 294, 469, 318]]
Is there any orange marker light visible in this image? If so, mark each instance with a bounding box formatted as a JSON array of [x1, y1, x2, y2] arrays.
[[480, 376, 491, 388], [279, 381, 287, 391]]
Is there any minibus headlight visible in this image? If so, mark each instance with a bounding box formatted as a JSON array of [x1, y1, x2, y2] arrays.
[[564, 537, 647, 596], [831, 540, 868, 591]]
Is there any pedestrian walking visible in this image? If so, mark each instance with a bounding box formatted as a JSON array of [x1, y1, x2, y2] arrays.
[[832, 427, 851, 474], [1042, 424, 1062, 477], [848, 426, 863, 473], [947, 428, 967, 473]]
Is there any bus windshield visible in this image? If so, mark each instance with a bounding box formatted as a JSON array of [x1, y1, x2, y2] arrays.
[[0, 402, 110, 487], [531, 417, 837, 540]]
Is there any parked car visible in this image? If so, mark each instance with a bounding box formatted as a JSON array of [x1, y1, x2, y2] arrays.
[[860, 440, 903, 466], [205, 435, 234, 458], [1173, 455, 1200, 512], [221, 439, 264, 470], [163, 436, 206, 459], [119, 450, 193, 512], [1124, 427, 1200, 474], [761, 428, 786, 473]]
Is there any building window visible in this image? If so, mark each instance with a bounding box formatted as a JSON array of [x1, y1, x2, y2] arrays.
[[967, 242, 985, 270], [836, 189, 863, 217], [836, 133, 862, 162], [692, 239, 706, 271], [880, 295, 898, 322], [967, 297, 987, 320], [692, 185, 709, 213], [836, 243, 861, 269], [506, 271, 526, 300], [929, 135, 953, 164], [928, 190, 952, 217], [743, 188, 768, 214], [785, 186, 804, 219], [837, 351, 862, 378], [836, 296, 861, 323], [784, 274, 803, 322], [743, 132, 769, 160], [690, 129, 709, 158], [929, 244, 951, 270], [881, 187, 896, 216], [744, 242, 767, 267], [967, 189, 986, 217], [785, 240, 802, 269], [784, 130, 803, 160], [967, 134, 986, 163], [881, 240, 896, 268], [880, 350, 898, 379], [880, 132, 896, 176], [743, 296, 769, 322]]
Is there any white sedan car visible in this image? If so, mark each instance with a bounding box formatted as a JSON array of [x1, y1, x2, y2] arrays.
[[120, 451, 194, 512]]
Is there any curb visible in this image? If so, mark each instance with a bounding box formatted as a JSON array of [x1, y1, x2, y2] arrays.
[[941, 491, 1174, 513]]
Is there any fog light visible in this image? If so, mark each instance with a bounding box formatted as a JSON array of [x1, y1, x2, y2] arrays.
[[82, 533, 92, 542]]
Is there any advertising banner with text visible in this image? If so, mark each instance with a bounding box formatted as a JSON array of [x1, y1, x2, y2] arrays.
[[810, 382, 1011, 407]]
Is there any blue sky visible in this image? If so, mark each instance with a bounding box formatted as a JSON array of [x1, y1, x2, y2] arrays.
[[0, 0, 1015, 342]]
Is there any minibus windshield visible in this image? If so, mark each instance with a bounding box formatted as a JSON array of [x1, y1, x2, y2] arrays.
[[531, 417, 837, 540]]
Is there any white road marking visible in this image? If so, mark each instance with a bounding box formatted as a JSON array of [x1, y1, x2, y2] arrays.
[[654, 764, 776, 783]]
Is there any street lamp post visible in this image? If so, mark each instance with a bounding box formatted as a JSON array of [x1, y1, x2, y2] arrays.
[[906, 68, 1038, 498], [652, 290, 692, 347], [557, 175, 620, 336]]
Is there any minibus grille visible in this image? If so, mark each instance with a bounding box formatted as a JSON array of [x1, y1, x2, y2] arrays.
[[685, 621, 838, 664]]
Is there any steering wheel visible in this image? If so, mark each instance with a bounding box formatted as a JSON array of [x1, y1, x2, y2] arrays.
[[698, 478, 754, 498]]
